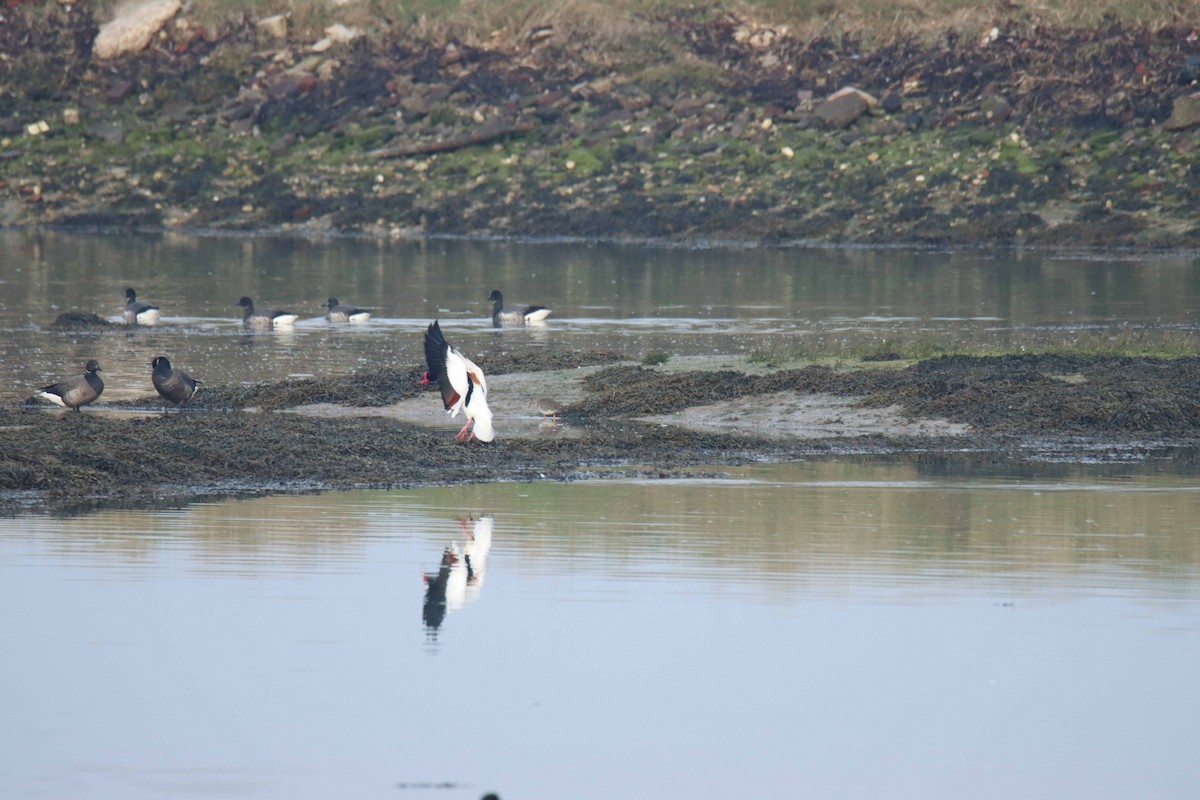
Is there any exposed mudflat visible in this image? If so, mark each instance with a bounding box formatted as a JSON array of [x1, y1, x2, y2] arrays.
[[3, 351, 1198, 514]]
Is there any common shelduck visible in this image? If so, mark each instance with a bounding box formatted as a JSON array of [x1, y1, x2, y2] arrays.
[[488, 289, 552, 326], [324, 297, 371, 323], [123, 287, 160, 325], [35, 360, 104, 410], [423, 320, 495, 442], [151, 356, 201, 412], [238, 296, 298, 328]]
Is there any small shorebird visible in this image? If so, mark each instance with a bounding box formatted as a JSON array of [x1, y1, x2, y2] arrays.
[[488, 289, 552, 326], [35, 360, 104, 410], [151, 355, 201, 412], [423, 320, 495, 442], [533, 397, 563, 421], [123, 287, 160, 325], [238, 296, 298, 328], [324, 297, 372, 323]]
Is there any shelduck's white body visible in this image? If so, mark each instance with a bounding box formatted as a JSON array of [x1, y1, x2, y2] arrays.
[[423, 320, 495, 442]]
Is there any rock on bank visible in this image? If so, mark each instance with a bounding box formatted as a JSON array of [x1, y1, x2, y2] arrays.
[[2, 4, 1199, 249]]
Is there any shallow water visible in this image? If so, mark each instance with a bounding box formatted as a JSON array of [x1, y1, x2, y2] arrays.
[[2, 231, 1199, 403], [3, 233, 1200, 798], [2, 461, 1199, 799]]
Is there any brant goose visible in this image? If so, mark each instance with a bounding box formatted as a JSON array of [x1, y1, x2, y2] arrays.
[[238, 296, 298, 328], [488, 289, 552, 326], [123, 288, 160, 325], [151, 356, 201, 412], [35, 359, 104, 410], [324, 297, 372, 323]]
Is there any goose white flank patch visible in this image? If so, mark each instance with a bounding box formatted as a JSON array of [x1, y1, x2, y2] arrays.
[[238, 296, 298, 328], [35, 359, 104, 410], [488, 289, 552, 326], [325, 296, 372, 323], [423, 320, 495, 442], [151, 355, 201, 412], [123, 287, 160, 325]]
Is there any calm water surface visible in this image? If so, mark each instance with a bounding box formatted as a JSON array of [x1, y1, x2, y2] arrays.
[[2, 462, 1199, 799], [2, 233, 1200, 798], [2, 231, 1198, 401]]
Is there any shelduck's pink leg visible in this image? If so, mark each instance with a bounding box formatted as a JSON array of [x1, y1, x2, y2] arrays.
[[454, 419, 473, 441]]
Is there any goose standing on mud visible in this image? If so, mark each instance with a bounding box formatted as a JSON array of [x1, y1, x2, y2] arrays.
[[324, 297, 372, 323], [34, 360, 104, 410], [151, 356, 201, 412], [423, 320, 495, 442], [488, 289, 551, 326], [238, 296, 298, 328], [123, 287, 160, 325]]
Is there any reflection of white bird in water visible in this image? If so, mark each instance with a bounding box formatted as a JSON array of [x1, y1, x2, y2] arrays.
[[422, 514, 494, 638], [423, 320, 495, 442], [422, 545, 458, 636], [446, 514, 493, 613]]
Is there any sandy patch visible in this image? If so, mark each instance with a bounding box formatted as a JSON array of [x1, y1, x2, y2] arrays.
[[288, 362, 969, 440], [287, 366, 606, 438], [637, 390, 971, 439]]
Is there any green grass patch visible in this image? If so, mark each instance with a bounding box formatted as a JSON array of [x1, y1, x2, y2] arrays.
[[748, 327, 1199, 368]]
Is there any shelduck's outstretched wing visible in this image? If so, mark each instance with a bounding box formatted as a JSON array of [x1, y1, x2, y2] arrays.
[[423, 321, 494, 442], [424, 320, 459, 410]]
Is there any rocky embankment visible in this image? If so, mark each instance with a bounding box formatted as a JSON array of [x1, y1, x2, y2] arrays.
[[2, 3, 1200, 248]]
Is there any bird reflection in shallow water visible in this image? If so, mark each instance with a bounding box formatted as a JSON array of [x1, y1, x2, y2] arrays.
[[422, 514, 493, 643]]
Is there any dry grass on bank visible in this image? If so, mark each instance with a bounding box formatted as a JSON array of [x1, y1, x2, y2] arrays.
[[70, 0, 1200, 45]]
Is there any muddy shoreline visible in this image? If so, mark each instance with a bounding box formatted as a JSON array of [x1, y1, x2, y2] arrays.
[[3, 7, 1200, 250], [5, 8, 1200, 513], [4, 351, 1198, 515]]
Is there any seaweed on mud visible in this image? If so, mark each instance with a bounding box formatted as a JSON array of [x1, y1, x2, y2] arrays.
[[49, 311, 113, 328], [893, 354, 1200, 435], [196, 369, 427, 411], [3, 353, 1199, 514], [575, 363, 907, 417], [109, 349, 625, 412], [570, 355, 1200, 440]]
